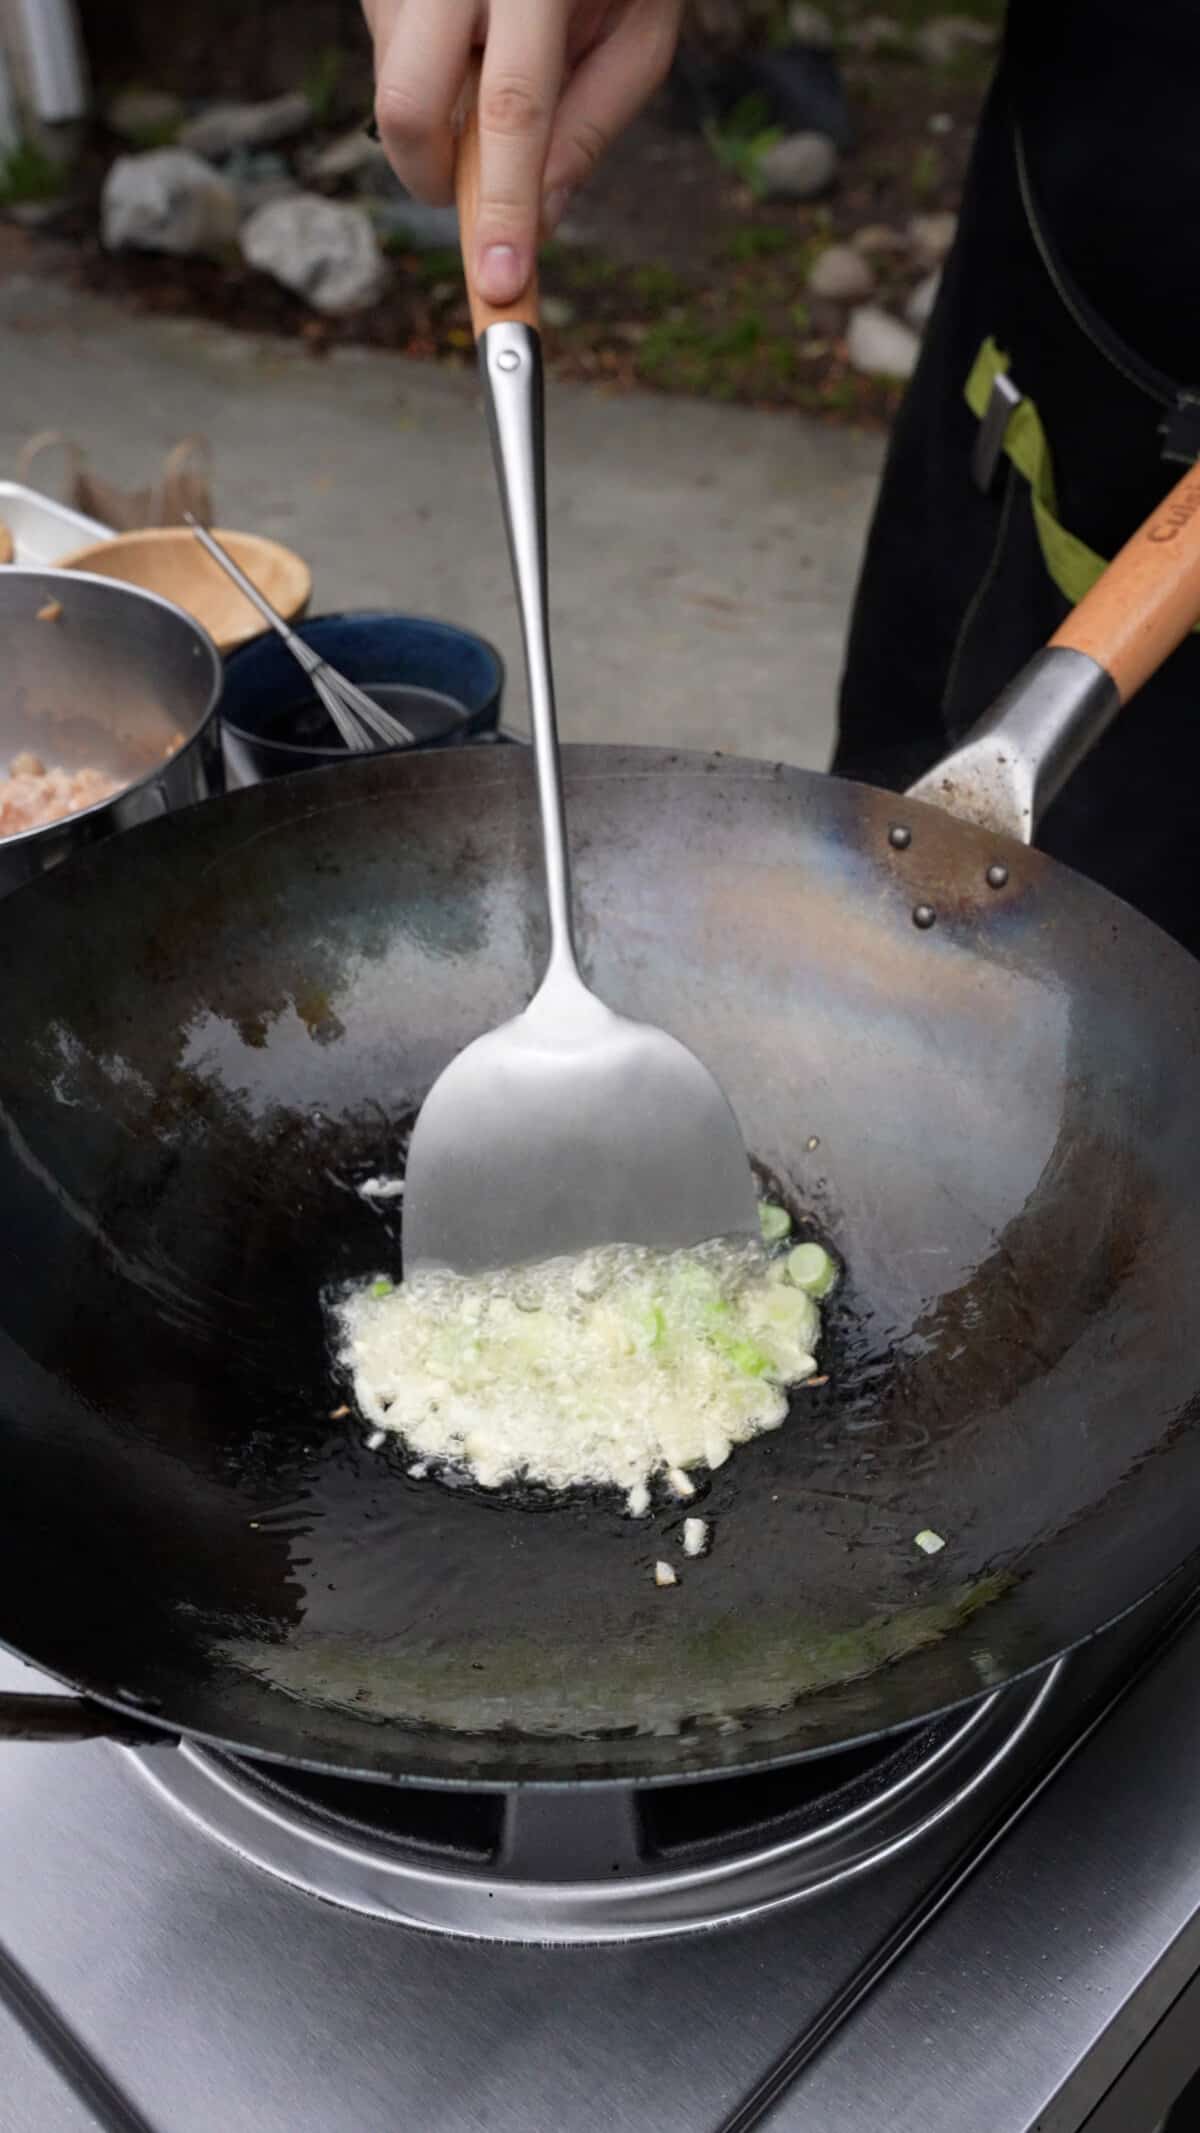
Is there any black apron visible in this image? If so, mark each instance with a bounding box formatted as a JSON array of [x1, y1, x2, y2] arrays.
[[834, 1, 1200, 957]]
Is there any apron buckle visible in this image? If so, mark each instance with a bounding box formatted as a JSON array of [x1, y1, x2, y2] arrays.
[[972, 371, 1024, 494]]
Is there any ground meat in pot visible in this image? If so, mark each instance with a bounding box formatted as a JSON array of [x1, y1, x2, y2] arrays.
[[0, 752, 123, 837]]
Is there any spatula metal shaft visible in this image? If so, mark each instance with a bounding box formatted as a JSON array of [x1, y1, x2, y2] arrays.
[[479, 324, 578, 980]]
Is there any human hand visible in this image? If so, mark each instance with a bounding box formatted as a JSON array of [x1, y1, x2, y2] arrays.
[[362, 1, 684, 307]]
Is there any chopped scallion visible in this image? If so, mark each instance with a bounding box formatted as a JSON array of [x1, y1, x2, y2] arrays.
[[758, 1202, 792, 1244], [785, 1242, 838, 1298]]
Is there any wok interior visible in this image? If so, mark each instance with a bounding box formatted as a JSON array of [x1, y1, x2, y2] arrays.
[[0, 570, 216, 792], [0, 745, 1199, 1786]]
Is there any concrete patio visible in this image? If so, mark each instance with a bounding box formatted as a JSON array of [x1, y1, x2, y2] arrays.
[[0, 270, 884, 767]]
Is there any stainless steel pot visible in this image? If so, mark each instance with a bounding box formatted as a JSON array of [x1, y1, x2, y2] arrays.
[[0, 568, 223, 896]]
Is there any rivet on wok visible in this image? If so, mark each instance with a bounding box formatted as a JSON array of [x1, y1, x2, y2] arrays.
[[497, 348, 521, 373], [888, 824, 912, 850], [913, 903, 936, 930], [986, 862, 1009, 890]]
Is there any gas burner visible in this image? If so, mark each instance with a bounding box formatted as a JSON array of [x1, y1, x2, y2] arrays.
[[129, 1662, 1061, 1943]]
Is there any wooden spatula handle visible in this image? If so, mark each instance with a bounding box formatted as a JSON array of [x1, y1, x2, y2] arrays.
[[455, 72, 540, 340], [1050, 460, 1200, 701]]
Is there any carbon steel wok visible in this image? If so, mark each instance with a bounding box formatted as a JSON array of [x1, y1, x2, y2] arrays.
[[1, 471, 1200, 1791]]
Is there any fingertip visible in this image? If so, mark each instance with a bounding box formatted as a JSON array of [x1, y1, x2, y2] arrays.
[[476, 242, 531, 306]]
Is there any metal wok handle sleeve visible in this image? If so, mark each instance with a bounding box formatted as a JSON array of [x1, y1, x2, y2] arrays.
[[907, 460, 1200, 843]]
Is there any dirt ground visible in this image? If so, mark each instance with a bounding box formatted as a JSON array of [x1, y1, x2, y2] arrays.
[[31, 5, 999, 423]]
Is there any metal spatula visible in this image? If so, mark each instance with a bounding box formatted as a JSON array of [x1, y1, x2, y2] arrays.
[[401, 112, 757, 1277]]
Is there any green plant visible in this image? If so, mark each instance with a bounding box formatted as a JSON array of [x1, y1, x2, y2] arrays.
[[910, 142, 942, 200], [304, 47, 344, 126], [723, 223, 794, 262], [124, 116, 179, 148], [766, 0, 803, 45], [820, 375, 858, 412], [629, 262, 688, 305], [711, 309, 764, 356], [703, 94, 783, 199], [409, 245, 464, 281], [104, 83, 182, 148], [0, 137, 63, 206], [635, 295, 801, 402], [560, 249, 618, 288]]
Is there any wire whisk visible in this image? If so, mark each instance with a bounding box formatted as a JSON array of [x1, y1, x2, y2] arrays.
[[185, 515, 417, 753]]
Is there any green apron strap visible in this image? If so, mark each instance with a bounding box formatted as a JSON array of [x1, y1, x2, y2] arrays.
[[966, 340, 1199, 631], [964, 338, 1117, 609]]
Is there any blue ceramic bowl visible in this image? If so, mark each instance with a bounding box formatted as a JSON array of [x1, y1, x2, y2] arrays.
[[220, 611, 505, 784]]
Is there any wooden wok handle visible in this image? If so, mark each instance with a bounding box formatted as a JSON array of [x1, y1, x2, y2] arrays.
[[1050, 460, 1200, 701], [455, 67, 540, 339]]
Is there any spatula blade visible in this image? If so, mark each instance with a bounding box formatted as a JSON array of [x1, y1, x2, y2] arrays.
[[402, 1002, 758, 1276]]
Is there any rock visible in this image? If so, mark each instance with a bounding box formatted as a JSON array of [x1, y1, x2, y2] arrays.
[[905, 266, 941, 330], [845, 14, 907, 55], [913, 14, 997, 64], [846, 305, 920, 380], [908, 209, 958, 264], [8, 199, 67, 229], [225, 149, 295, 217], [806, 242, 874, 301], [787, 3, 835, 50], [369, 195, 460, 250], [101, 149, 239, 258], [305, 125, 391, 185], [852, 222, 908, 255], [241, 193, 384, 314], [756, 130, 837, 203], [106, 89, 183, 145], [541, 295, 576, 329], [179, 92, 312, 161]]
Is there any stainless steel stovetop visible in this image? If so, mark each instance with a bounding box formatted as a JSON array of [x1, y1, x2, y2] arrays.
[[2, 1576, 1200, 2133]]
